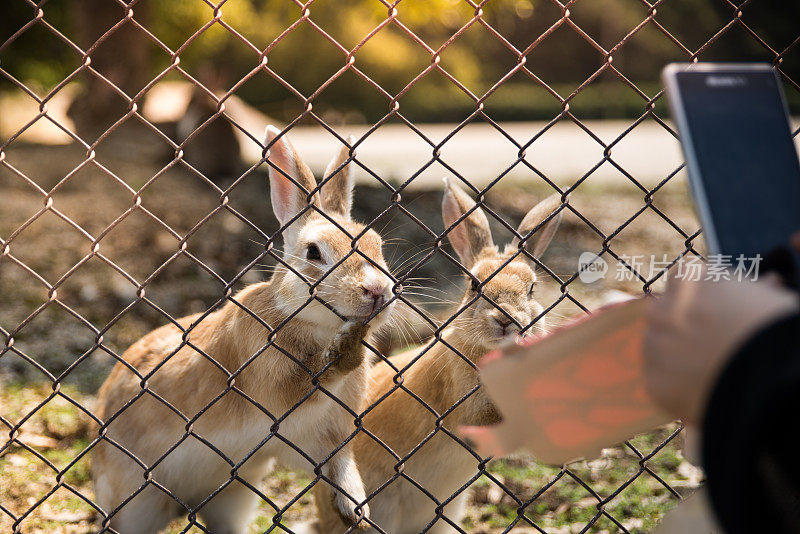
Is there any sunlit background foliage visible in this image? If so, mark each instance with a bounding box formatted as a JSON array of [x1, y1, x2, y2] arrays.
[[3, 0, 798, 123]]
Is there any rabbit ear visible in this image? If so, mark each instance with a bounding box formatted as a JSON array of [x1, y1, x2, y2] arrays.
[[442, 178, 494, 269], [511, 193, 564, 260], [320, 137, 355, 219], [265, 125, 320, 243]]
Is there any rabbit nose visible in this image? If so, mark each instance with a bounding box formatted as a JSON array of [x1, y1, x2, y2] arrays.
[[494, 317, 513, 334], [361, 284, 386, 310]]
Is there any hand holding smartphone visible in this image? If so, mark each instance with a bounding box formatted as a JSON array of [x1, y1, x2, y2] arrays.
[[662, 63, 800, 286], [464, 64, 800, 465]]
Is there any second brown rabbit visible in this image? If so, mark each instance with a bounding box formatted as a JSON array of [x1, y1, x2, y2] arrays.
[[298, 179, 565, 533]]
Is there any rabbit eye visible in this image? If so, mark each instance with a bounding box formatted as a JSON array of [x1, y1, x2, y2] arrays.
[[470, 278, 480, 292], [306, 244, 322, 262]]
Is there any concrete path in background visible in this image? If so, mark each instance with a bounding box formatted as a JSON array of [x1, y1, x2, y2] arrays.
[[259, 120, 686, 190], [274, 118, 800, 189]]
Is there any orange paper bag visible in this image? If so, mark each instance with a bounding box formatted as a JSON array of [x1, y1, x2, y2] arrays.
[[463, 298, 672, 464]]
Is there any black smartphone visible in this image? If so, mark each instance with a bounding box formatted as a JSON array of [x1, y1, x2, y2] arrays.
[[663, 63, 800, 273]]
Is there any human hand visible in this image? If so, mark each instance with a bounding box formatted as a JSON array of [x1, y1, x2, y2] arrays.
[[643, 270, 798, 425]]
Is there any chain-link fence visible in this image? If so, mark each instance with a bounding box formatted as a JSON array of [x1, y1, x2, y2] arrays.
[[1, 1, 798, 533]]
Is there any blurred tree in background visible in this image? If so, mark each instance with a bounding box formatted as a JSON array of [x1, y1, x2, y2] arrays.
[[2, 0, 798, 125]]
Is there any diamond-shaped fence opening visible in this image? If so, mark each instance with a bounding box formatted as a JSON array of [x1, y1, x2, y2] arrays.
[[1, 1, 798, 533]]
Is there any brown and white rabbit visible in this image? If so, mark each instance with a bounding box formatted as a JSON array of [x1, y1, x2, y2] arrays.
[[300, 179, 564, 533], [91, 126, 396, 533]]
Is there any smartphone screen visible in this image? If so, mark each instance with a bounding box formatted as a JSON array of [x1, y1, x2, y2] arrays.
[[665, 65, 800, 259]]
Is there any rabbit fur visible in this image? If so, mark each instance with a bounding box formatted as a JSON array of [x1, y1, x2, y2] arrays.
[[92, 126, 396, 533]]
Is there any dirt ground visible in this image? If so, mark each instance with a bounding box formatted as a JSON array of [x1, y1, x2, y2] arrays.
[[0, 138, 703, 532]]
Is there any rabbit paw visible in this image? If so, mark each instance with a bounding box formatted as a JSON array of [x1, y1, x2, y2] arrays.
[[332, 489, 370, 530], [326, 320, 369, 372]]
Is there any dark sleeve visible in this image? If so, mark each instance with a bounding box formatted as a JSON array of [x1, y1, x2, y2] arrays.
[[702, 312, 800, 534]]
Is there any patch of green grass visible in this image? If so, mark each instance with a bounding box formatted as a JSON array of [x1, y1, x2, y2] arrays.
[[464, 424, 695, 533], [42, 438, 92, 486], [1, 383, 97, 533], [2, 382, 695, 533]]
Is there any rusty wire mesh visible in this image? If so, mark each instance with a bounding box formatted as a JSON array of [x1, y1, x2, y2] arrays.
[[1, 0, 799, 533]]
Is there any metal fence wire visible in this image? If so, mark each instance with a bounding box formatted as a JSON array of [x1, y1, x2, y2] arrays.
[[1, 0, 798, 533]]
